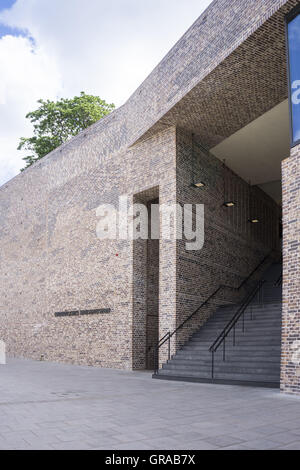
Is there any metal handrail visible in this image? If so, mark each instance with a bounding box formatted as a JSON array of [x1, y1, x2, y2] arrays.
[[149, 251, 274, 373], [150, 286, 222, 370], [209, 281, 265, 354], [209, 279, 266, 379], [274, 273, 282, 287]]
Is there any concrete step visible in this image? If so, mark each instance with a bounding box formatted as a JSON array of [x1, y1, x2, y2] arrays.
[[190, 338, 281, 346], [211, 313, 282, 322], [185, 339, 281, 348], [208, 312, 282, 320], [156, 368, 280, 383], [182, 344, 281, 353], [217, 302, 281, 309], [215, 306, 282, 315], [198, 324, 281, 334], [192, 326, 282, 337], [193, 327, 281, 338], [197, 316, 282, 325], [174, 356, 281, 365], [215, 308, 282, 316], [162, 363, 280, 374], [171, 356, 281, 365]]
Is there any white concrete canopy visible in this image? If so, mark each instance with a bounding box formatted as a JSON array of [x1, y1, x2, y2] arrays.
[[211, 100, 290, 204]]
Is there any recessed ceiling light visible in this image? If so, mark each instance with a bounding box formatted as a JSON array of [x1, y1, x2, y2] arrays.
[[249, 218, 259, 224], [193, 182, 206, 188], [223, 201, 236, 207]]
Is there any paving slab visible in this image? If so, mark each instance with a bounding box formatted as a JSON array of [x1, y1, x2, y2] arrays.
[[0, 358, 300, 450]]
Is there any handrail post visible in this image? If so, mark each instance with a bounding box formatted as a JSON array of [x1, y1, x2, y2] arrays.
[[260, 281, 263, 305], [168, 332, 171, 361], [223, 334, 226, 362], [211, 351, 214, 379]]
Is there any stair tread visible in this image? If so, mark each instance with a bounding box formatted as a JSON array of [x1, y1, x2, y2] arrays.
[[157, 369, 280, 382]]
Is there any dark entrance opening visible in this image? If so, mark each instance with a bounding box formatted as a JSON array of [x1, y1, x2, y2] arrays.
[[146, 199, 159, 370], [132, 188, 159, 370]]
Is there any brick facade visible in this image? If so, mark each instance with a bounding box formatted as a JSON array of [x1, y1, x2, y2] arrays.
[[0, 0, 299, 393], [0, 127, 177, 369], [281, 145, 300, 394], [0, 124, 281, 370]]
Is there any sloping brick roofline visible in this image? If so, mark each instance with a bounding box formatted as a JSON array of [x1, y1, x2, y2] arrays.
[[134, 0, 298, 149], [1, 0, 297, 188], [128, 0, 296, 147]]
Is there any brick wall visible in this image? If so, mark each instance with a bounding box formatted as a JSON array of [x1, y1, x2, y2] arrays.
[[0, 127, 177, 370], [281, 145, 300, 394]]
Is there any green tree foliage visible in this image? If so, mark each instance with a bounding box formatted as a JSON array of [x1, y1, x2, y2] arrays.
[[18, 92, 115, 170]]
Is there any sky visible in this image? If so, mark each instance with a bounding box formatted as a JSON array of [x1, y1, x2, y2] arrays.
[[0, 0, 212, 186]]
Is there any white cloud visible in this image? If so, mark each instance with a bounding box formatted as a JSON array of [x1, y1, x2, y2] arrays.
[[0, 34, 61, 183], [0, 0, 212, 185]]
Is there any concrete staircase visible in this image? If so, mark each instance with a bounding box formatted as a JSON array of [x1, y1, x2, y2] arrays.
[[154, 263, 282, 388]]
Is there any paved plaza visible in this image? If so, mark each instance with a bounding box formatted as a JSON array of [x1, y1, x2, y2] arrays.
[[0, 358, 300, 450]]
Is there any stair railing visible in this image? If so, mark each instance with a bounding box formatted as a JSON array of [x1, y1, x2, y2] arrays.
[[209, 279, 266, 379], [149, 251, 274, 374], [274, 273, 283, 287], [151, 286, 223, 373]]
